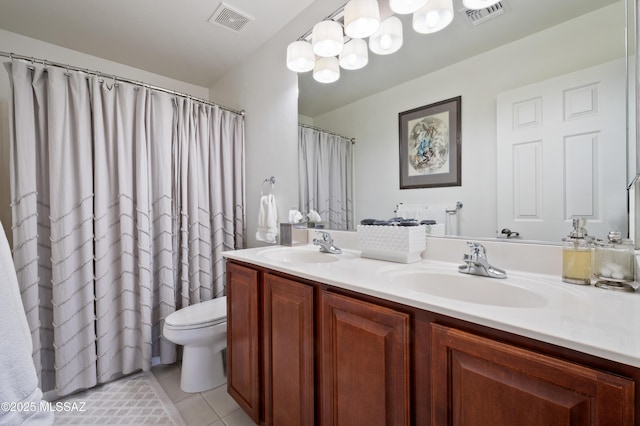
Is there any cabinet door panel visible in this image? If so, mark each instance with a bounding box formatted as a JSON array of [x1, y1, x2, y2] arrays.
[[320, 291, 410, 426], [226, 263, 260, 423], [431, 323, 634, 426], [263, 273, 314, 426]]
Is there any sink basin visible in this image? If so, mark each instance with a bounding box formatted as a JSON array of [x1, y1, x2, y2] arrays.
[[258, 247, 352, 264], [384, 270, 548, 308]]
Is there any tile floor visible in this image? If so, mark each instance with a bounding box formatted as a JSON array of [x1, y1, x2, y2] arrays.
[[151, 363, 255, 426]]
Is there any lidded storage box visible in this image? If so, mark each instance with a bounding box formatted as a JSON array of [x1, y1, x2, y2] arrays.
[[357, 225, 426, 263]]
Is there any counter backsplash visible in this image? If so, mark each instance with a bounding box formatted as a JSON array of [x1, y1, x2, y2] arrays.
[[306, 229, 562, 277]]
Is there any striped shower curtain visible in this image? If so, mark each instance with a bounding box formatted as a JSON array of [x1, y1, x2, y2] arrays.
[[298, 125, 354, 230], [6, 60, 245, 397]]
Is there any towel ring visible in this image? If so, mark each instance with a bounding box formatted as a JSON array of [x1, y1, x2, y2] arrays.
[[261, 176, 276, 196]]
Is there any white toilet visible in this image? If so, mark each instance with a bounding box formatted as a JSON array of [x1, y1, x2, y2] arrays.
[[163, 296, 227, 393]]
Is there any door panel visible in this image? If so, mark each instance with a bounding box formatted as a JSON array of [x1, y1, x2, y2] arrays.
[[226, 263, 260, 423], [320, 291, 410, 426], [431, 323, 634, 425], [263, 273, 314, 426], [497, 59, 626, 240]]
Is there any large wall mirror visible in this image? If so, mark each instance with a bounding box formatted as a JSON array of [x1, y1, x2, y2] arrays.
[[298, 0, 636, 244]]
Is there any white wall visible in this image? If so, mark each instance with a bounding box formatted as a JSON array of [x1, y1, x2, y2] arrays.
[[210, 0, 345, 248], [0, 2, 626, 248], [312, 3, 624, 239], [0, 29, 209, 246]]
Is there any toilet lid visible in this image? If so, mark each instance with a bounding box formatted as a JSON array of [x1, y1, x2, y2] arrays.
[[165, 297, 227, 328]]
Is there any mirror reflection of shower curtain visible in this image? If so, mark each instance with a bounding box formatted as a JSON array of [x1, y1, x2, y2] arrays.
[[298, 126, 354, 230]]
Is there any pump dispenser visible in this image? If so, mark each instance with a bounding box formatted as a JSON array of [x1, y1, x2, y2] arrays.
[[562, 217, 593, 285], [593, 231, 635, 292]]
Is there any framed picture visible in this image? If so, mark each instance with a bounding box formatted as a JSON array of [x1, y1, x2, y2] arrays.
[[398, 96, 461, 189]]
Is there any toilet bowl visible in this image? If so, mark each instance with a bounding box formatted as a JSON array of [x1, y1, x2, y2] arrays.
[[163, 296, 227, 393]]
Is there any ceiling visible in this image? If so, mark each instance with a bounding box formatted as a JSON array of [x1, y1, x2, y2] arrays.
[[0, 0, 315, 87], [0, 0, 621, 116], [299, 0, 621, 117]]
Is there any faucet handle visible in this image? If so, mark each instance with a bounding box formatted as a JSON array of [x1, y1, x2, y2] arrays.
[[316, 230, 331, 242], [466, 241, 486, 257]]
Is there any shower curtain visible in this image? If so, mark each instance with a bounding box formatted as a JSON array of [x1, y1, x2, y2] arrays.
[[6, 60, 245, 397], [298, 125, 354, 230]]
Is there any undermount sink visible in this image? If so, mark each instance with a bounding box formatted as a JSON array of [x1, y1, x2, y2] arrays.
[[258, 247, 354, 264], [383, 269, 548, 308]]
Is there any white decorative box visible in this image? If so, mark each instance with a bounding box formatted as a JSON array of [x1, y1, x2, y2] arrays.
[[357, 225, 427, 263]]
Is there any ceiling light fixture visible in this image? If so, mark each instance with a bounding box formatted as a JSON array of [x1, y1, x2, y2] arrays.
[[314, 57, 341, 83], [312, 20, 344, 57], [388, 0, 430, 15], [339, 39, 369, 70], [344, 0, 381, 39], [413, 0, 454, 34], [288, 0, 506, 83], [462, 0, 501, 10], [286, 40, 315, 72], [369, 16, 403, 55]]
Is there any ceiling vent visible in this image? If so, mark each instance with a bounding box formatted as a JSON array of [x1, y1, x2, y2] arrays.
[[208, 3, 253, 32], [462, 1, 506, 26]]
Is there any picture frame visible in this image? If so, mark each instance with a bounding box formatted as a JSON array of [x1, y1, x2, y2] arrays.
[[398, 96, 461, 189]]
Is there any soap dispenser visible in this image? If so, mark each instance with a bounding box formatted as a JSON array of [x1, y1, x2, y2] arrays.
[[562, 217, 593, 285], [593, 231, 635, 292]]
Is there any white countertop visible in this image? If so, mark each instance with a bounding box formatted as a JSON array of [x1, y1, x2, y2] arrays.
[[223, 243, 640, 368]]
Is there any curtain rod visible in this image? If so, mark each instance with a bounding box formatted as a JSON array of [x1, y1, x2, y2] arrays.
[[298, 123, 355, 144], [0, 51, 245, 116]]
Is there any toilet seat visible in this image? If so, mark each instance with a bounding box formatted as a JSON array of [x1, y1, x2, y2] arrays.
[[165, 297, 226, 329]]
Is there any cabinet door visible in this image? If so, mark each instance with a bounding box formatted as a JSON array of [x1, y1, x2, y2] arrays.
[[226, 262, 260, 423], [431, 323, 635, 425], [263, 273, 315, 426], [320, 291, 410, 426]]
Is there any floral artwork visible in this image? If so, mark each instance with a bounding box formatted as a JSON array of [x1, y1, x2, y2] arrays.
[[407, 111, 450, 176], [399, 97, 461, 189]]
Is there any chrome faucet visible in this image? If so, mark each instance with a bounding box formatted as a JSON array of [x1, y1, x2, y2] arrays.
[[458, 242, 507, 279], [313, 231, 342, 254]]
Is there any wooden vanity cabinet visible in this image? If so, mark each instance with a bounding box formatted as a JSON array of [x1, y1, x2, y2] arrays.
[[226, 260, 638, 425], [430, 323, 635, 425], [227, 260, 412, 426], [319, 291, 411, 426], [262, 273, 315, 426], [226, 262, 261, 423]]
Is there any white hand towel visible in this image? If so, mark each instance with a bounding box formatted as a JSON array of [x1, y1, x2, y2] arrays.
[[0, 221, 54, 425], [307, 209, 322, 223], [256, 194, 278, 243], [288, 209, 303, 223]]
